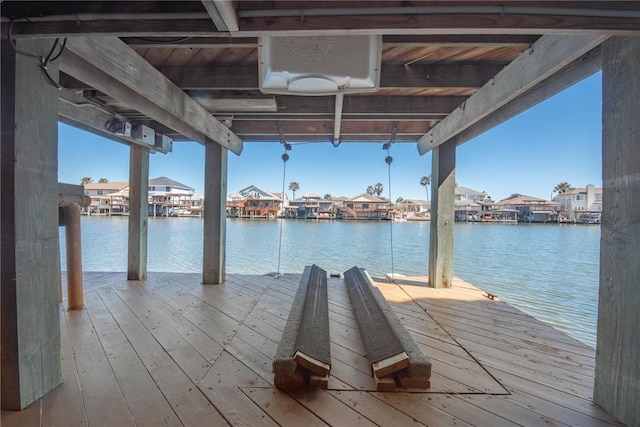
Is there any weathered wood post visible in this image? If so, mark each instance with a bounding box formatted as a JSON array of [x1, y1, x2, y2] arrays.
[[1, 39, 62, 410], [127, 144, 149, 280], [203, 139, 228, 284], [428, 140, 456, 288], [594, 36, 640, 427], [58, 183, 91, 310]]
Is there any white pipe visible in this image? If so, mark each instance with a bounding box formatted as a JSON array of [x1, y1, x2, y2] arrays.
[[238, 6, 640, 19], [333, 93, 344, 146]]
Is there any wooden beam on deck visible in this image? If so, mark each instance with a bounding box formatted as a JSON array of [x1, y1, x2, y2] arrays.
[[595, 36, 640, 427], [60, 37, 243, 154], [1, 39, 62, 409], [203, 141, 228, 284], [127, 145, 149, 280], [417, 35, 608, 155], [428, 140, 456, 289], [201, 0, 239, 32]]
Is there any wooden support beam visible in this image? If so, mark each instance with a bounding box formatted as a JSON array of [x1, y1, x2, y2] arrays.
[[594, 36, 640, 427], [449, 46, 602, 146], [156, 64, 503, 91], [58, 90, 171, 153], [1, 39, 62, 410], [230, 119, 429, 136], [428, 140, 456, 289], [417, 35, 608, 155], [202, 141, 227, 284], [61, 37, 242, 154], [127, 145, 149, 281], [201, 0, 239, 32]]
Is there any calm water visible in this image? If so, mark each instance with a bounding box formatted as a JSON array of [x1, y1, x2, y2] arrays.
[[61, 217, 601, 347]]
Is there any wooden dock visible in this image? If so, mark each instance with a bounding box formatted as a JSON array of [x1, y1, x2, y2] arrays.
[[2, 272, 621, 426]]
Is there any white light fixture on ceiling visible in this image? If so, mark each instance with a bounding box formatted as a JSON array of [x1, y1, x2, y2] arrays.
[[259, 35, 382, 96]]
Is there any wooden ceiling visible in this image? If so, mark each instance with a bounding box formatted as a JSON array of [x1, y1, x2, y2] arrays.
[[3, 1, 640, 152]]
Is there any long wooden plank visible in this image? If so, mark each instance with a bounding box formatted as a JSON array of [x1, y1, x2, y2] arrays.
[[97, 288, 229, 426], [65, 308, 135, 426], [329, 391, 423, 426], [243, 388, 328, 426], [83, 292, 182, 426], [61, 37, 242, 154], [418, 35, 608, 154], [198, 386, 278, 427]]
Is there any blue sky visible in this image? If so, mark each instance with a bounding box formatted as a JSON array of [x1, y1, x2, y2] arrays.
[[58, 72, 602, 202]]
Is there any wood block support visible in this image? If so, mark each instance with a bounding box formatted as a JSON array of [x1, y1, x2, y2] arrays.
[[127, 144, 149, 280], [273, 265, 330, 389], [595, 36, 640, 427], [1, 39, 62, 410], [203, 140, 227, 284], [429, 140, 456, 288]]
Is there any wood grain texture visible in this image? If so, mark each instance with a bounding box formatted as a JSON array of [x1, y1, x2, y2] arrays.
[[202, 141, 228, 284], [418, 35, 608, 154], [595, 36, 640, 427], [127, 144, 149, 280], [1, 38, 61, 410], [429, 140, 456, 288]]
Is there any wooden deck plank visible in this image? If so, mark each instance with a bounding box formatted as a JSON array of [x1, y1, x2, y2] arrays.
[[329, 391, 425, 426], [40, 308, 88, 427], [286, 388, 377, 426], [83, 291, 183, 426], [198, 350, 271, 388], [112, 286, 215, 383], [243, 388, 328, 426], [199, 386, 278, 426], [65, 303, 135, 427], [4, 272, 618, 427], [96, 287, 229, 426]]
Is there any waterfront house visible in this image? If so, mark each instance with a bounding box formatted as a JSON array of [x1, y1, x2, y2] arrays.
[[553, 184, 603, 220], [495, 193, 562, 222], [342, 193, 391, 220], [3, 2, 638, 425], [148, 176, 195, 216], [455, 186, 491, 203], [227, 185, 281, 219], [83, 182, 128, 215], [397, 199, 430, 220]]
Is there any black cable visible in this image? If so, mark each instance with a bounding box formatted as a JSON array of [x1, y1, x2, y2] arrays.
[[133, 36, 194, 44], [8, 19, 67, 89]]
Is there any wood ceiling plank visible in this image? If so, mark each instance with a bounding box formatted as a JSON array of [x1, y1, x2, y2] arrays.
[[417, 35, 608, 155], [202, 0, 239, 32], [62, 36, 242, 154]]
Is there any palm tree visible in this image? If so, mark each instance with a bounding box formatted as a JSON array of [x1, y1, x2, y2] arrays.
[[366, 185, 375, 195], [554, 182, 574, 194], [323, 194, 332, 200], [420, 175, 431, 201], [396, 196, 404, 203], [288, 181, 300, 200], [374, 182, 384, 197], [98, 178, 109, 183], [81, 177, 93, 186]]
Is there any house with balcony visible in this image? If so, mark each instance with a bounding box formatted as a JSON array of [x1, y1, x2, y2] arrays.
[[495, 193, 562, 222], [227, 185, 281, 219], [341, 193, 390, 220], [83, 182, 129, 215], [553, 184, 603, 220], [148, 176, 195, 216]]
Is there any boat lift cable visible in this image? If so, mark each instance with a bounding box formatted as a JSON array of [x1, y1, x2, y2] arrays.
[[384, 121, 399, 282], [276, 121, 291, 278]]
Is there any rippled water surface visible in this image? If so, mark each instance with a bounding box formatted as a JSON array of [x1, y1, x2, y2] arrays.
[[62, 217, 600, 347]]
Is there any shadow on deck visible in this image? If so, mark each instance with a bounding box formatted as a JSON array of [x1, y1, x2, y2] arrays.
[[2, 272, 621, 426]]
